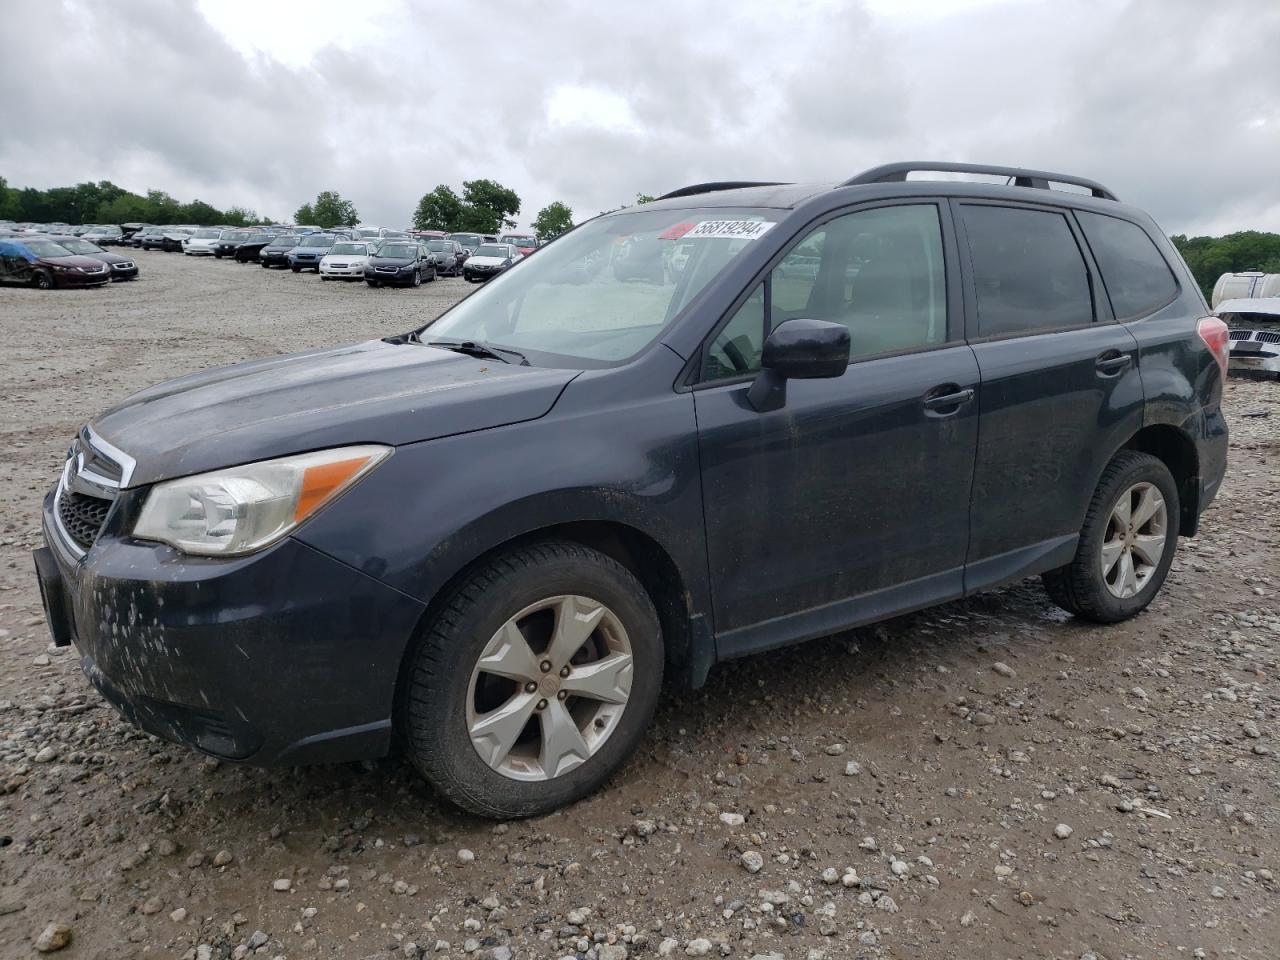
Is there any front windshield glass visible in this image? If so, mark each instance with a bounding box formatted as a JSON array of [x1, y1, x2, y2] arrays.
[[26, 240, 74, 257], [270, 235, 300, 246], [358, 229, 379, 238], [329, 243, 367, 255], [450, 234, 481, 246], [474, 244, 510, 258], [299, 235, 333, 248], [221, 230, 252, 241], [426, 241, 449, 252], [424, 206, 777, 365], [193, 228, 221, 239], [379, 244, 417, 258]]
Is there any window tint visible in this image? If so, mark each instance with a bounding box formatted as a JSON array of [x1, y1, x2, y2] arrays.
[[961, 205, 1093, 337], [1077, 211, 1178, 319]]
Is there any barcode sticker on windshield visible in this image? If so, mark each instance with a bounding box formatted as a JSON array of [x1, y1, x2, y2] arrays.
[[684, 220, 776, 241]]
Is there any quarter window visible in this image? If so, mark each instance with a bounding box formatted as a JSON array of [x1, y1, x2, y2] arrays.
[[961, 205, 1093, 337], [1077, 211, 1178, 319]]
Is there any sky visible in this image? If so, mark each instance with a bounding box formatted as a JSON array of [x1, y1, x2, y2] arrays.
[[2, 0, 1279, 235]]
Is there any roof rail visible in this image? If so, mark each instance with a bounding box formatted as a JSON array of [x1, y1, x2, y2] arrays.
[[656, 181, 788, 201], [843, 162, 1118, 201]]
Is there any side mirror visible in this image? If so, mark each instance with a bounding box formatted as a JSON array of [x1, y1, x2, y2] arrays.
[[746, 318, 850, 413]]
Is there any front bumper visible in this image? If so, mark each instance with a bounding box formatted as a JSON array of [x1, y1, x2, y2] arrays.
[[110, 263, 139, 280], [36, 489, 425, 765], [321, 263, 367, 277], [52, 269, 111, 287]]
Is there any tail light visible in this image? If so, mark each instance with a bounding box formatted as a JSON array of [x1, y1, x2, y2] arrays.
[[1197, 316, 1229, 380]]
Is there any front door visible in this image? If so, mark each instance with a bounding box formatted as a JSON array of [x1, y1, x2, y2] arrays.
[[693, 202, 980, 656]]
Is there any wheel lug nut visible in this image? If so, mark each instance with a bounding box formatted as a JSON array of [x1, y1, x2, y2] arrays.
[[559, 666, 571, 678], [524, 681, 537, 693], [540, 660, 552, 673], [536, 698, 548, 711], [557, 690, 567, 701]]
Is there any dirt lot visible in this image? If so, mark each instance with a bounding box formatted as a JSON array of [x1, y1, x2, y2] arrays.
[[0, 250, 1277, 960]]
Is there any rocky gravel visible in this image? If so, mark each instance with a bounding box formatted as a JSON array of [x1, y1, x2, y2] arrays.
[[1, 250, 1278, 958]]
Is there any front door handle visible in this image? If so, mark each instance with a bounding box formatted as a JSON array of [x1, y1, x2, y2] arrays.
[[1095, 351, 1132, 376], [922, 385, 975, 414]]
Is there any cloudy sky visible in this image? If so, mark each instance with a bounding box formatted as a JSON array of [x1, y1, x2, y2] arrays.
[[2, 0, 1278, 234]]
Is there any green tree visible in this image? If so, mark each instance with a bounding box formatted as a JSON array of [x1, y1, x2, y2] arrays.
[[413, 185, 463, 231], [1171, 231, 1280, 300], [458, 179, 521, 233], [635, 192, 656, 204], [0, 177, 17, 219], [223, 206, 259, 227], [294, 202, 316, 225], [310, 190, 359, 228], [531, 200, 574, 239], [145, 189, 180, 224], [95, 193, 151, 224], [179, 199, 223, 225]]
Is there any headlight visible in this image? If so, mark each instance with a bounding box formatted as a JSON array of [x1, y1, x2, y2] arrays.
[[132, 445, 391, 556]]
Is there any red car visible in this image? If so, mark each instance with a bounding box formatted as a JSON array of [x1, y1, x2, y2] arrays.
[[0, 237, 113, 289], [499, 233, 539, 256]]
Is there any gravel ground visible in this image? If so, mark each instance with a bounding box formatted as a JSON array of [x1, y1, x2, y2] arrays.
[[0, 250, 1277, 960]]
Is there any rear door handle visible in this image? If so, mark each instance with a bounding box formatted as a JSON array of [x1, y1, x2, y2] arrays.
[[1095, 351, 1132, 376], [922, 385, 975, 414]]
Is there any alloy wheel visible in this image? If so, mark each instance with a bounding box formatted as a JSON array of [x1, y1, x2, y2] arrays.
[[465, 594, 634, 782], [1100, 481, 1167, 599]]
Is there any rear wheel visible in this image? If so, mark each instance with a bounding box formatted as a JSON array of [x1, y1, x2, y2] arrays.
[[1043, 451, 1179, 623], [402, 541, 662, 818], [33, 270, 53, 290]]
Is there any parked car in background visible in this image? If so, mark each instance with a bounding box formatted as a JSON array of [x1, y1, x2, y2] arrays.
[[0, 237, 112, 288], [447, 232, 485, 253], [288, 233, 339, 272], [424, 239, 465, 276], [183, 227, 224, 256], [121, 224, 149, 244], [1217, 298, 1280, 380], [131, 226, 165, 249], [259, 234, 301, 269], [47, 235, 139, 281], [233, 232, 276, 263], [319, 241, 377, 280], [462, 242, 519, 282], [499, 233, 539, 256], [363, 240, 436, 287], [83, 225, 123, 245], [212, 229, 255, 259]]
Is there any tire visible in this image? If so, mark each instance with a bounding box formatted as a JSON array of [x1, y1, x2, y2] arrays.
[[366, 280, 379, 288], [261, 261, 269, 268], [412, 270, 422, 287], [401, 541, 663, 818], [291, 266, 300, 273], [215, 252, 222, 259], [426, 266, 436, 282], [1043, 451, 1179, 623], [321, 275, 330, 281], [33, 270, 53, 290]]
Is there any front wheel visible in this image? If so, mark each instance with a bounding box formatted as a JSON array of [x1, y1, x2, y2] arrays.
[[401, 541, 663, 818], [1043, 451, 1179, 623], [33, 270, 53, 290], [366, 280, 379, 287], [291, 265, 300, 273]]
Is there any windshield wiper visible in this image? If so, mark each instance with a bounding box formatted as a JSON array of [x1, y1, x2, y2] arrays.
[[424, 338, 529, 365]]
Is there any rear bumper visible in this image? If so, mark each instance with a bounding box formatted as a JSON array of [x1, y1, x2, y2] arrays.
[[37, 491, 425, 765]]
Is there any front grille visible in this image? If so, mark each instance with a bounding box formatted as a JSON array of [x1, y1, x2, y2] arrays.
[[1228, 329, 1252, 341], [57, 492, 112, 550], [1257, 331, 1280, 344]]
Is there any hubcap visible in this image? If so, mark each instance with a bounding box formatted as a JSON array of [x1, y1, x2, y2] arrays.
[[1100, 481, 1168, 599], [466, 595, 633, 782]]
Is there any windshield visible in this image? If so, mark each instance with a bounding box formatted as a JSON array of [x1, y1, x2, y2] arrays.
[[450, 234, 481, 246], [426, 241, 449, 252], [329, 242, 368, 255], [25, 240, 74, 257], [192, 228, 221, 239], [53, 238, 100, 254], [270, 235, 300, 246], [474, 244, 511, 258], [299, 235, 333, 248], [424, 206, 776, 365], [358, 229, 379, 238], [378, 244, 417, 259], [221, 230, 252, 241], [502, 236, 535, 246]]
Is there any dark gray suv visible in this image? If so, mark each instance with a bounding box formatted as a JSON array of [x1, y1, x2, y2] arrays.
[[34, 162, 1228, 817]]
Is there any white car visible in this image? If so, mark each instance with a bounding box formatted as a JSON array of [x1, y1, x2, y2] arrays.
[[184, 227, 224, 256], [461, 242, 521, 283], [1218, 297, 1280, 380], [319, 241, 377, 280]]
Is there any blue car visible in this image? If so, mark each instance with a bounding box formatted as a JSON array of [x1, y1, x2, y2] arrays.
[[287, 233, 338, 272]]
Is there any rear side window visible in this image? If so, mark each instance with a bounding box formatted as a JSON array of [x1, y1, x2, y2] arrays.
[[1077, 211, 1178, 319], [961, 205, 1093, 337]]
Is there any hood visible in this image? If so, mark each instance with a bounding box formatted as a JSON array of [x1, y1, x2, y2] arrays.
[[88, 251, 129, 265], [468, 255, 509, 267], [43, 254, 110, 270], [322, 252, 367, 262], [370, 256, 415, 266], [91, 338, 579, 487]]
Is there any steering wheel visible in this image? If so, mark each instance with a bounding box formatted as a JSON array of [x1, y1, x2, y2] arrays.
[[722, 336, 752, 373]]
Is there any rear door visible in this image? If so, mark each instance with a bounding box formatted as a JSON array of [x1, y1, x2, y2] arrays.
[[956, 201, 1144, 588], [693, 201, 980, 655]]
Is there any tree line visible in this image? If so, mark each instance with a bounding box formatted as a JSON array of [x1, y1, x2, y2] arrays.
[[412, 180, 578, 239], [1170, 231, 1280, 300], [0, 176, 261, 227]]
